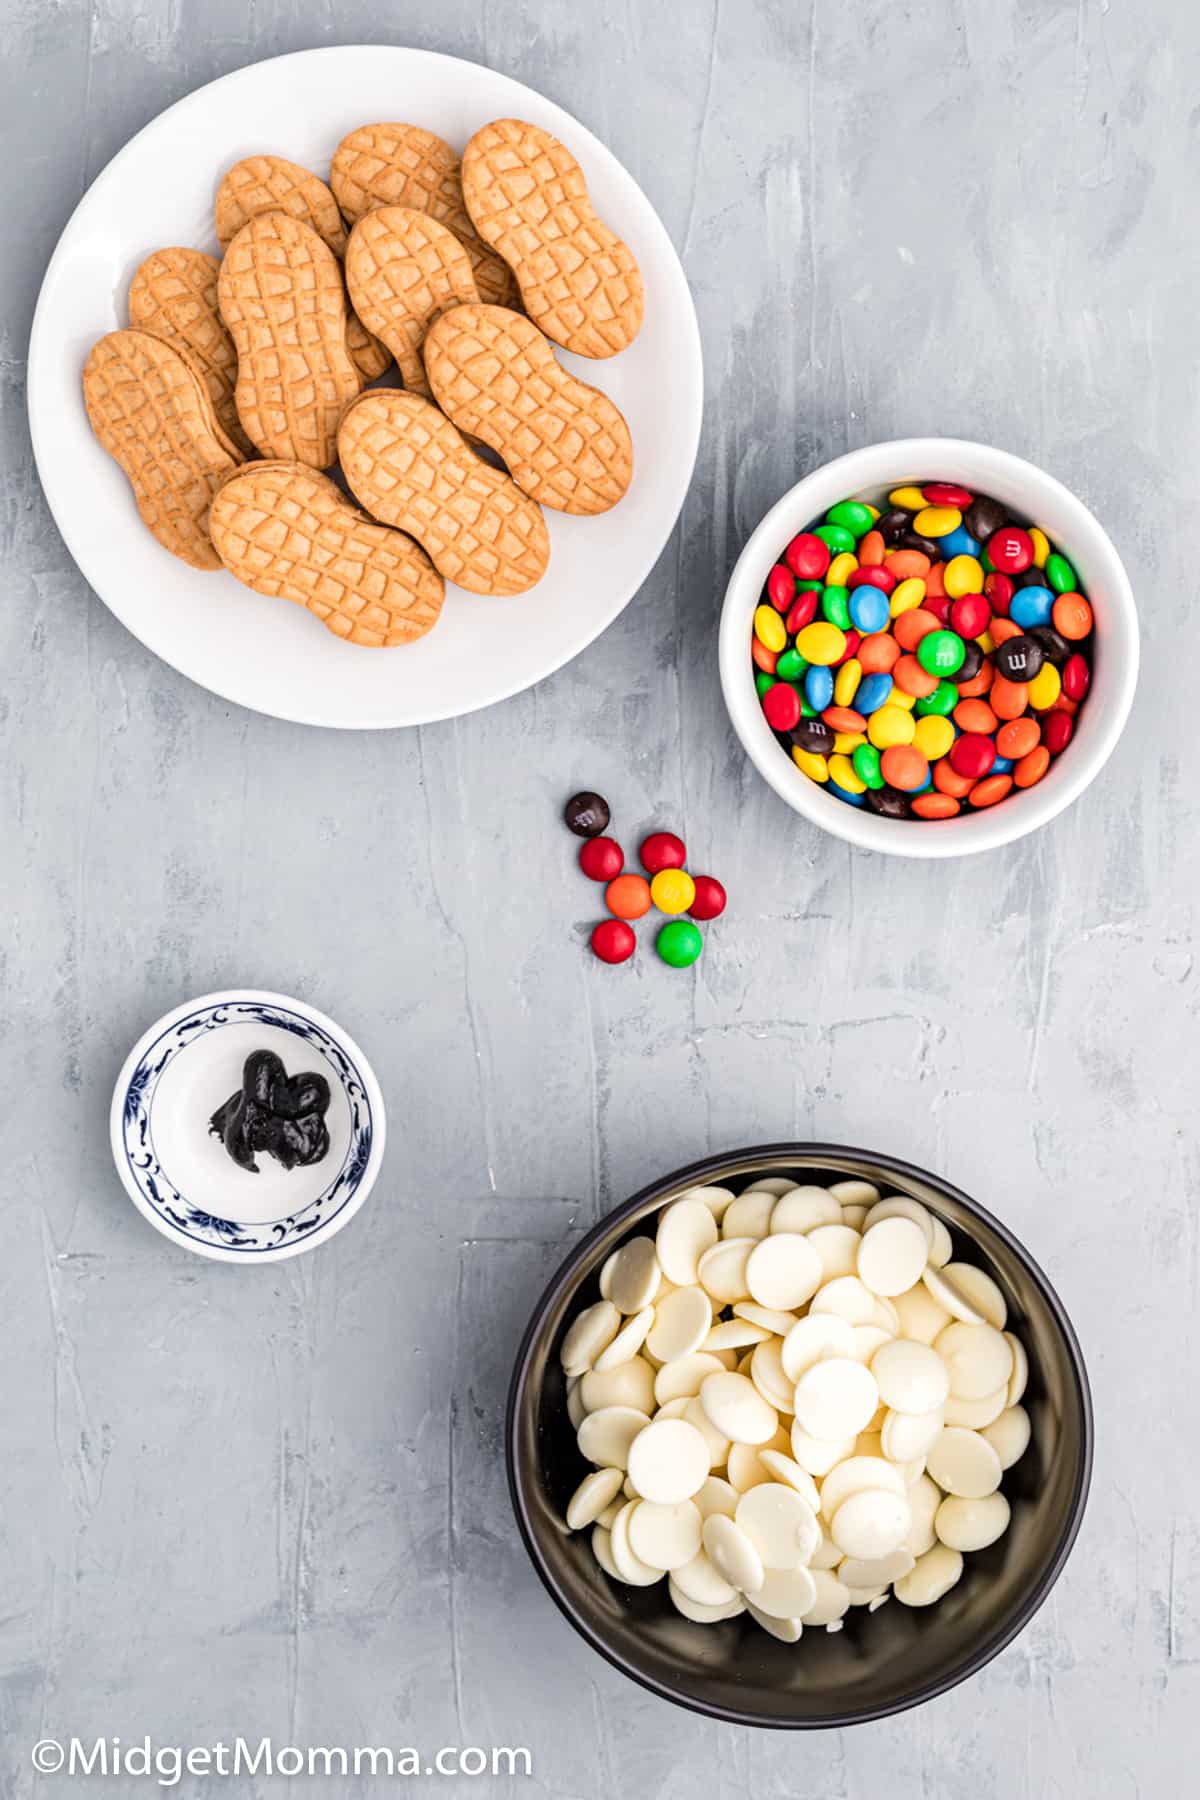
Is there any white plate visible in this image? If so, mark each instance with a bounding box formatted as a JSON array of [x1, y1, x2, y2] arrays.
[[110, 989, 386, 1263], [28, 47, 702, 729]]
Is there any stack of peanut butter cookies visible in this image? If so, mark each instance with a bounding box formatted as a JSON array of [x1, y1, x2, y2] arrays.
[[83, 119, 643, 651]]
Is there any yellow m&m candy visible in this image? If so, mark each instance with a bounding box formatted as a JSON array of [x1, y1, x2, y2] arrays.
[[650, 869, 696, 914], [912, 505, 961, 537], [795, 622, 847, 666], [867, 705, 916, 750]]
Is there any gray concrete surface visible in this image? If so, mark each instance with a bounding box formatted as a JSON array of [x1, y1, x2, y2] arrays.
[[2, 0, 1196, 1794]]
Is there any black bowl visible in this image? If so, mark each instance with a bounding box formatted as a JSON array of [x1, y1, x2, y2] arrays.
[[506, 1144, 1092, 1728]]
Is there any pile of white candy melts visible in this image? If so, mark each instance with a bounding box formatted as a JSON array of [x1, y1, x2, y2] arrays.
[[560, 1177, 1032, 1640]]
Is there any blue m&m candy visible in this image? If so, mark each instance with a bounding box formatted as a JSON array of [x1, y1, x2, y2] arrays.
[[1009, 585, 1055, 629], [849, 584, 890, 633], [805, 665, 834, 712], [938, 523, 981, 560], [855, 672, 894, 715]]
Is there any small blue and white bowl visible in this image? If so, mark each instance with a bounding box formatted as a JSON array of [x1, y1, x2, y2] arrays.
[[110, 989, 386, 1263]]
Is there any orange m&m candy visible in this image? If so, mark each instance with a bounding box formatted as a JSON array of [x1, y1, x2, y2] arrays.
[[880, 745, 930, 792], [954, 698, 999, 735], [996, 717, 1041, 760], [1014, 746, 1051, 788], [912, 792, 960, 819], [886, 549, 931, 581], [858, 632, 901, 674], [893, 608, 940, 651], [969, 774, 1014, 808], [934, 760, 975, 798], [605, 874, 651, 920], [893, 654, 939, 699], [1052, 592, 1093, 640], [989, 675, 1029, 720]]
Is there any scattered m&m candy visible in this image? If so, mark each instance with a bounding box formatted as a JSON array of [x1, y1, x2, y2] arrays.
[[752, 486, 1095, 822], [640, 831, 687, 874], [590, 920, 636, 964], [579, 836, 624, 881], [563, 790, 611, 837], [564, 796, 727, 965], [656, 919, 703, 968], [650, 869, 695, 915], [688, 875, 727, 921], [605, 873, 651, 920]]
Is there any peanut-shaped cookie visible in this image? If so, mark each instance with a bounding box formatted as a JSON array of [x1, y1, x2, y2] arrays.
[[337, 390, 549, 596], [217, 213, 362, 469], [83, 328, 239, 569], [210, 461, 445, 647]]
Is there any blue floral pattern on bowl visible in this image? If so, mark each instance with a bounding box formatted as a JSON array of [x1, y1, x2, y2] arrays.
[[119, 999, 374, 1255]]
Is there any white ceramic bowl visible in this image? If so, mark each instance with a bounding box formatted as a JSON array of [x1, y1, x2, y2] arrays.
[[110, 989, 386, 1263], [719, 439, 1138, 858]]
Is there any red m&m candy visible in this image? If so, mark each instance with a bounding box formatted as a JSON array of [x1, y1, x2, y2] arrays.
[[761, 682, 801, 732], [766, 565, 794, 611], [579, 836, 624, 881], [949, 734, 996, 781], [987, 527, 1034, 574], [590, 920, 636, 964], [784, 533, 830, 580], [922, 483, 974, 508], [688, 876, 727, 921], [847, 565, 896, 595], [984, 571, 1014, 615], [785, 591, 819, 634], [1062, 653, 1090, 702], [640, 832, 686, 874], [1042, 711, 1074, 754], [949, 594, 990, 639]]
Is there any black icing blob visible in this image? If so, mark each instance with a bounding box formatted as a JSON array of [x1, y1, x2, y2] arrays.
[[209, 1049, 331, 1174]]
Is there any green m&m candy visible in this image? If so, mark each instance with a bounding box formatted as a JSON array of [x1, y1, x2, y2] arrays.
[[656, 919, 703, 968], [915, 679, 958, 717], [917, 629, 966, 677], [826, 500, 874, 537], [1045, 551, 1076, 593], [820, 585, 851, 630], [852, 743, 884, 789], [814, 524, 855, 556]]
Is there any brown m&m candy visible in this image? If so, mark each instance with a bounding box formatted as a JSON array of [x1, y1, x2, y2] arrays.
[[564, 791, 611, 837]]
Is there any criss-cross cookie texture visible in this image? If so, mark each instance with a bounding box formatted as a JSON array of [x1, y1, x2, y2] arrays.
[[461, 119, 643, 358], [83, 328, 239, 569], [216, 154, 349, 255], [213, 156, 389, 381], [127, 248, 252, 457], [337, 390, 550, 596], [210, 462, 445, 647], [345, 207, 480, 396], [217, 213, 363, 469], [331, 122, 518, 308], [424, 305, 632, 516], [343, 312, 392, 381]]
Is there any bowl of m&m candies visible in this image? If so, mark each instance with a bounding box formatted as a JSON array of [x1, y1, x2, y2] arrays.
[[719, 440, 1138, 857]]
